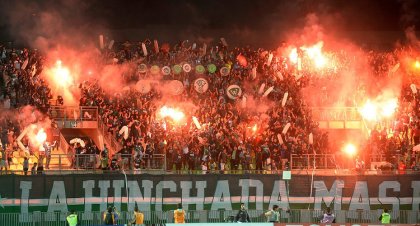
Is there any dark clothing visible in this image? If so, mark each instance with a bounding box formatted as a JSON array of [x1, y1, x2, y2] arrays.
[[235, 209, 251, 223], [104, 212, 114, 225]]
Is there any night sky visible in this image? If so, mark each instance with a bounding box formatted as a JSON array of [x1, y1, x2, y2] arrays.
[[0, 0, 419, 48]]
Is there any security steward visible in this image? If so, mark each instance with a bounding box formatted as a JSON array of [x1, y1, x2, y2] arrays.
[[379, 208, 391, 224], [66, 210, 78, 226], [174, 203, 186, 224], [130, 206, 144, 225]]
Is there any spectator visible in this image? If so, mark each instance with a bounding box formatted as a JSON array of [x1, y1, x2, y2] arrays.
[[31, 162, 37, 175], [23, 157, 29, 175], [2, 40, 420, 174], [100, 148, 109, 170], [37, 157, 44, 174], [320, 207, 335, 223], [103, 206, 115, 225], [0, 143, 7, 172], [264, 205, 280, 223]]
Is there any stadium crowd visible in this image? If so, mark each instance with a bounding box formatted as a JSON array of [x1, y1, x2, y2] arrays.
[[0, 40, 420, 173]]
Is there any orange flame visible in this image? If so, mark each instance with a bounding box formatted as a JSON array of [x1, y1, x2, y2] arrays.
[[301, 41, 327, 69], [414, 60, 420, 69], [359, 98, 398, 121], [289, 48, 298, 64], [35, 128, 47, 144], [51, 60, 72, 88], [252, 124, 257, 132], [159, 106, 185, 122], [343, 143, 357, 157], [359, 100, 377, 121]]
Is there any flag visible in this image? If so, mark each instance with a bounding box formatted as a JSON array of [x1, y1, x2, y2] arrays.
[[142, 43, 148, 56], [282, 92, 288, 107], [108, 40, 114, 50], [193, 116, 202, 129], [99, 35, 104, 49], [242, 95, 247, 108], [263, 86, 274, 97], [154, 40, 159, 53], [282, 123, 291, 134], [277, 134, 284, 144], [220, 37, 228, 47], [309, 133, 313, 145], [267, 53, 273, 66], [258, 83, 266, 95]]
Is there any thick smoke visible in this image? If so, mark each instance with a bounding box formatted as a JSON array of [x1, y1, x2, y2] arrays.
[[0, 0, 98, 50]]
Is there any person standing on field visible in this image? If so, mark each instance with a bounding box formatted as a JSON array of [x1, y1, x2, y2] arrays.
[[174, 203, 186, 224]]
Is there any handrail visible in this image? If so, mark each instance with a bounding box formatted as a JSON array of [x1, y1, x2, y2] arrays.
[[58, 132, 69, 155], [97, 118, 122, 155]]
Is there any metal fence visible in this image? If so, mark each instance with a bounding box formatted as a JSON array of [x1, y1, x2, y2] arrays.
[[48, 106, 98, 121], [290, 153, 420, 171], [74, 153, 166, 171], [311, 107, 362, 121], [0, 210, 418, 225]]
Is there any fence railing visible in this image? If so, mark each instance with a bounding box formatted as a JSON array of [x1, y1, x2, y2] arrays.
[[74, 153, 166, 171], [5, 154, 419, 175], [311, 107, 362, 121], [48, 106, 98, 121], [0, 209, 418, 225], [290, 154, 338, 169], [290, 153, 420, 171]]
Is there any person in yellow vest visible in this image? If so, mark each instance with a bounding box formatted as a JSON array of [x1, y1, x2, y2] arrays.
[[66, 210, 78, 226], [130, 206, 144, 226], [174, 203, 186, 224], [103, 207, 115, 225], [379, 208, 391, 224]]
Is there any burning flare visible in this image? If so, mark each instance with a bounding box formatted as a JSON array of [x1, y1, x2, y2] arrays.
[[289, 48, 298, 64], [51, 60, 72, 88], [343, 143, 357, 157], [159, 106, 185, 122], [35, 128, 47, 145], [301, 41, 327, 69], [414, 60, 420, 69], [252, 124, 258, 133], [359, 100, 377, 121], [359, 97, 398, 121]]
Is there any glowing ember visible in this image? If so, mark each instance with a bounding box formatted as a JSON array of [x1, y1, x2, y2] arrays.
[[35, 128, 47, 144], [343, 143, 357, 156], [159, 106, 185, 122]]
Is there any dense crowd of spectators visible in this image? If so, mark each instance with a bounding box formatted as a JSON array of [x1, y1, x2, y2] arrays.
[[1, 40, 419, 173]]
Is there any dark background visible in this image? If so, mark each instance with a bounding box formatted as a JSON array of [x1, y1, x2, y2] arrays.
[[0, 0, 419, 49]]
